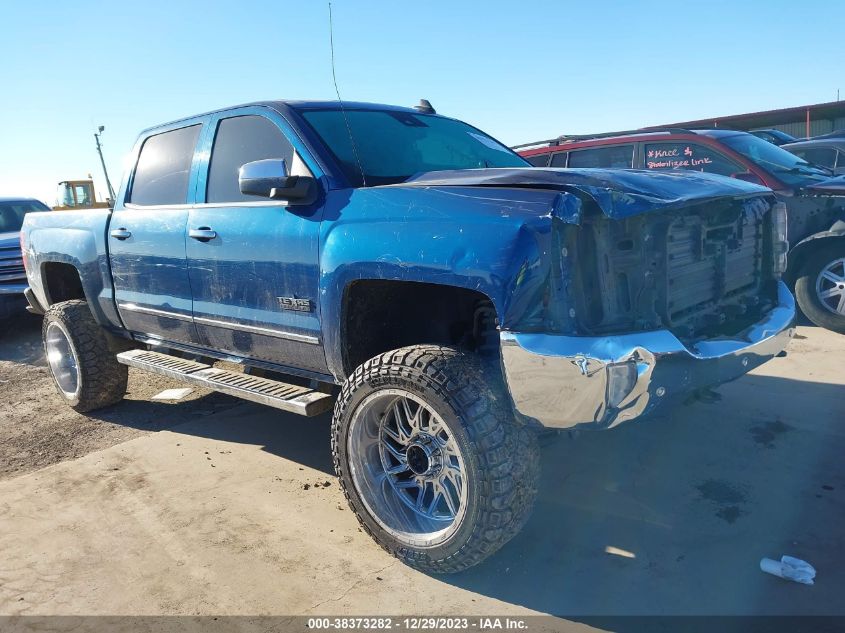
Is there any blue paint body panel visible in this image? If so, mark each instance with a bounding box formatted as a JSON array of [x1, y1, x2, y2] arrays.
[[19, 100, 781, 384]]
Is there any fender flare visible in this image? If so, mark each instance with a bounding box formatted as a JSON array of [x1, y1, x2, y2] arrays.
[[786, 220, 845, 283]]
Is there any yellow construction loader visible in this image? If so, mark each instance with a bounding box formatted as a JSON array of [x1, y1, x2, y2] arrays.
[[52, 179, 110, 211]]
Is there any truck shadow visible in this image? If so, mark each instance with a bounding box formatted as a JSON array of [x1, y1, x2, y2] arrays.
[[90, 398, 336, 475], [435, 373, 845, 620]]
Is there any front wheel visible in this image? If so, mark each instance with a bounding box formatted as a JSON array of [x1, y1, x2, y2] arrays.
[[42, 300, 128, 412], [794, 243, 845, 334], [332, 345, 539, 573]]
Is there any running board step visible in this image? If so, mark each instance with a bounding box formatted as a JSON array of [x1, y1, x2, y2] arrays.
[[116, 349, 334, 417]]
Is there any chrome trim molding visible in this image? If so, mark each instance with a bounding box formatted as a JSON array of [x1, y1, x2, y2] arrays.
[[193, 315, 320, 345], [118, 302, 193, 322], [117, 302, 319, 345], [500, 281, 797, 430]]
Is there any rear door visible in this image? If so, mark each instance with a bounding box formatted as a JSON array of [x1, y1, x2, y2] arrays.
[[186, 107, 328, 375], [109, 119, 206, 343]]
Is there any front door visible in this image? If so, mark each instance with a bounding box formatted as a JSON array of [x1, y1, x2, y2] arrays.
[[186, 109, 327, 375], [109, 121, 205, 344]]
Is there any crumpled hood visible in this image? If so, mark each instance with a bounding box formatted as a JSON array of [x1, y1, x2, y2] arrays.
[[403, 167, 772, 219]]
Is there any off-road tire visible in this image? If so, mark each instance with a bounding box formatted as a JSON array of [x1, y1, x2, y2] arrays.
[[331, 345, 540, 573], [42, 300, 128, 412], [794, 242, 845, 334]]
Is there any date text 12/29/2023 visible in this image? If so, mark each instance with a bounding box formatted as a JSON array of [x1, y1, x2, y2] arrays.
[[306, 617, 529, 630]]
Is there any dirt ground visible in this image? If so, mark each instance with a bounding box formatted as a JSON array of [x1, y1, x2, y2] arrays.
[[0, 312, 844, 625], [0, 313, 239, 481]]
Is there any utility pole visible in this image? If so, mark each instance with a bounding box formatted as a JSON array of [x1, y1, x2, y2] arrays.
[[94, 126, 116, 202]]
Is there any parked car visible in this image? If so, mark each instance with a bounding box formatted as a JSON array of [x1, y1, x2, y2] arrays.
[[21, 101, 794, 572], [783, 134, 845, 176], [0, 197, 50, 320], [518, 128, 845, 332], [750, 128, 798, 146]]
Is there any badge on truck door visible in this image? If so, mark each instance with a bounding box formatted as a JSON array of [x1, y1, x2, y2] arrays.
[[277, 296, 313, 312]]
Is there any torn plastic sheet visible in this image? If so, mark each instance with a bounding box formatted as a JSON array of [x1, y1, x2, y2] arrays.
[[760, 555, 817, 585]]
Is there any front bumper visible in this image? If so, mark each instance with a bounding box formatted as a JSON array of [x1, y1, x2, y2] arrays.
[[500, 281, 796, 430]]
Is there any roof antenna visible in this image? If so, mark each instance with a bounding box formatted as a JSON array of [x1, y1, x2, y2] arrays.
[[414, 99, 436, 114], [328, 2, 367, 187]]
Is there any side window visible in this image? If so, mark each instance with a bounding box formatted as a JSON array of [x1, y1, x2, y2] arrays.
[[568, 145, 633, 168], [644, 142, 742, 177], [206, 115, 295, 203], [838, 151, 845, 169], [794, 147, 837, 169], [550, 152, 568, 167], [525, 153, 550, 167], [129, 125, 201, 206]]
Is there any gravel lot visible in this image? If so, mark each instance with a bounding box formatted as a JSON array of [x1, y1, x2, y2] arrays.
[[0, 312, 843, 624]]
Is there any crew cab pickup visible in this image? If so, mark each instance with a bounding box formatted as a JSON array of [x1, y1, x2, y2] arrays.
[[21, 101, 795, 573]]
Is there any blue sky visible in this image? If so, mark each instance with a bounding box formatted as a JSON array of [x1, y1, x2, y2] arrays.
[[1, 0, 842, 204]]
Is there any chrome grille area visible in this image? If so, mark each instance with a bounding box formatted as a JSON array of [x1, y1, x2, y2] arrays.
[[664, 206, 770, 338], [0, 244, 25, 284]]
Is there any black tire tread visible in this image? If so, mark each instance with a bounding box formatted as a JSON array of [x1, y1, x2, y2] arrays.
[[42, 300, 127, 412], [331, 344, 539, 574]]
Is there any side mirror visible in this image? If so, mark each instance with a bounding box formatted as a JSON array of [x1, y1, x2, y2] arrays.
[[238, 159, 314, 203], [731, 171, 765, 185]]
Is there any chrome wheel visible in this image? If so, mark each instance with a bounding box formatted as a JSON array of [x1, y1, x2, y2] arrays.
[[347, 389, 467, 548], [45, 321, 80, 397], [816, 257, 845, 316]]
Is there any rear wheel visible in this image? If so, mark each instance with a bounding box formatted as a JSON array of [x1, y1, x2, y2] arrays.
[[794, 242, 845, 334], [332, 345, 539, 573], [42, 300, 127, 412]]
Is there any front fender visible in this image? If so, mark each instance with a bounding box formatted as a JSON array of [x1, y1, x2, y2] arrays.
[[786, 220, 845, 282], [318, 186, 574, 379]]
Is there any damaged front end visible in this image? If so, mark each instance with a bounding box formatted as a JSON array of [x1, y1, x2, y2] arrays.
[[401, 168, 797, 429], [429, 169, 798, 430]]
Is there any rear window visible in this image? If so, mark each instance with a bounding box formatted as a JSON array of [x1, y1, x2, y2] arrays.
[[0, 200, 49, 232], [644, 142, 742, 177], [568, 145, 633, 168], [525, 153, 550, 167], [550, 152, 568, 167], [792, 147, 837, 169], [129, 125, 202, 206]]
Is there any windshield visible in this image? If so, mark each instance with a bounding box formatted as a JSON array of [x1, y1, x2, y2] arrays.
[[300, 109, 528, 186], [0, 200, 49, 233], [719, 133, 831, 186]]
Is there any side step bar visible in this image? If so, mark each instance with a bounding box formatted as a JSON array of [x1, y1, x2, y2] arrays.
[[116, 349, 334, 417]]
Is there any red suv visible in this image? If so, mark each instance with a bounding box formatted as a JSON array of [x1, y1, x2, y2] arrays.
[[517, 128, 845, 333]]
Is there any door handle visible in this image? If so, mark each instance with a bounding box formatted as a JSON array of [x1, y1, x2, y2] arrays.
[[110, 228, 132, 240], [189, 227, 217, 242]]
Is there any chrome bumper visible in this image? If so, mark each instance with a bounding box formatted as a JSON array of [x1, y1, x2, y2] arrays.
[[500, 281, 796, 430]]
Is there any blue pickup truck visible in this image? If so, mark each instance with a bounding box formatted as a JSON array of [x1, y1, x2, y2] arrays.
[[21, 100, 795, 572]]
